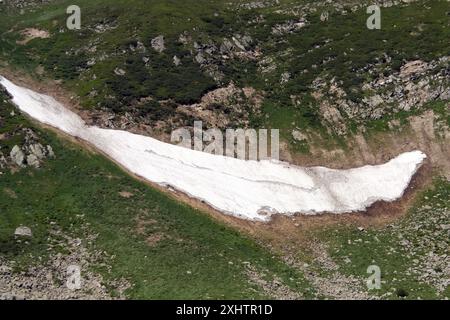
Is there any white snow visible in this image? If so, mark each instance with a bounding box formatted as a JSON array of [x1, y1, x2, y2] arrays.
[[0, 76, 427, 221]]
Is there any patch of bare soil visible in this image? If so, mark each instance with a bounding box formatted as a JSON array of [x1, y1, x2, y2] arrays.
[[145, 232, 165, 247], [134, 216, 166, 247], [118, 191, 134, 198], [16, 28, 50, 45], [135, 216, 157, 233]]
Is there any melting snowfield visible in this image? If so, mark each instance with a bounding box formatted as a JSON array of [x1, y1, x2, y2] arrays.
[[0, 76, 426, 221]]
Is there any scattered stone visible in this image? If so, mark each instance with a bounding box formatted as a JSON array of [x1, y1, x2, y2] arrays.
[[272, 19, 306, 35], [46, 145, 55, 158], [280, 72, 291, 84], [173, 55, 181, 66], [151, 35, 165, 53], [114, 67, 126, 76], [0, 152, 7, 169]]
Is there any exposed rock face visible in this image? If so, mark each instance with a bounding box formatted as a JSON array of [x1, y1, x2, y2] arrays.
[[151, 35, 165, 53], [308, 56, 449, 135]]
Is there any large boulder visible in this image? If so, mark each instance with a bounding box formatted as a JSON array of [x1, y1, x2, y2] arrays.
[[10, 145, 25, 167], [14, 226, 32, 237]]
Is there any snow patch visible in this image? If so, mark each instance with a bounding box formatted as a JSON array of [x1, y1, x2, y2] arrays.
[[0, 76, 426, 221]]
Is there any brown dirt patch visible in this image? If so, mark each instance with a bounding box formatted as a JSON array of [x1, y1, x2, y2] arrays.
[[118, 191, 134, 198], [145, 232, 165, 247], [16, 28, 50, 45], [135, 216, 158, 236]]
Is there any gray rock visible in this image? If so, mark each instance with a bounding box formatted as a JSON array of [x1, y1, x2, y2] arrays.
[[10, 145, 25, 167], [46, 145, 55, 158], [280, 72, 291, 84], [14, 226, 32, 237], [236, 34, 253, 48], [195, 52, 206, 65], [114, 67, 126, 76], [26, 154, 40, 168], [232, 36, 246, 51], [220, 38, 234, 54], [0, 151, 7, 169], [178, 32, 190, 45], [151, 35, 165, 53], [320, 11, 329, 22], [29, 143, 45, 159], [292, 130, 307, 141], [173, 55, 181, 66]]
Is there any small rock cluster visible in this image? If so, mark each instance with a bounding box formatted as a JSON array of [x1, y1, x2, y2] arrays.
[[0, 128, 55, 170]]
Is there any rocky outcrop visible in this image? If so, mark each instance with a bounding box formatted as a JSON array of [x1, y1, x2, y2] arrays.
[[309, 57, 449, 135], [2, 129, 55, 170]]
